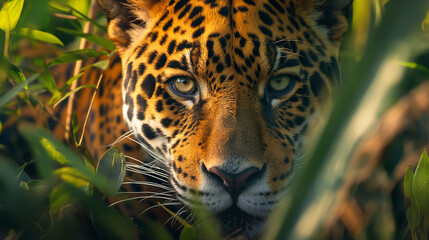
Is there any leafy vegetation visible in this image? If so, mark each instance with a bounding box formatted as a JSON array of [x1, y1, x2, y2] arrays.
[[1, 0, 429, 239], [404, 150, 429, 240]]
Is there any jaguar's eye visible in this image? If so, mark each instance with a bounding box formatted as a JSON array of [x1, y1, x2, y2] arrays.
[[169, 77, 197, 97], [266, 74, 297, 98]]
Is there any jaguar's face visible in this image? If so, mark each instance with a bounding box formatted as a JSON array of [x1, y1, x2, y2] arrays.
[[100, 0, 351, 237]]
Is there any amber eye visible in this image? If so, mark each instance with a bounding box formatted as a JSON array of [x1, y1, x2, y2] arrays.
[[169, 77, 198, 97], [266, 75, 297, 99]]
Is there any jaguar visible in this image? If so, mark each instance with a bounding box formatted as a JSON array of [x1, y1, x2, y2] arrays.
[[78, 0, 351, 238]]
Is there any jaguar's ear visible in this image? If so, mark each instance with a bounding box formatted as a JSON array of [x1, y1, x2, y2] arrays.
[[98, 0, 168, 53], [298, 0, 353, 46]]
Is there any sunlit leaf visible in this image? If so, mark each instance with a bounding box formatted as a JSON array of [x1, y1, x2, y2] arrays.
[[48, 49, 108, 67], [96, 147, 126, 195], [352, 0, 372, 52], [39, 138, 69, 165], [81, 59, 110, 71], [18, 28, 63, 46], [20, 127, 115, 193], [54, 167, 90, 188], [49, 1, 106, 33], [91, 59, 110, 70], [57, 28, 114, 51], [53, 84, 96, 108], [48, 0, 90, 15], [0, 0, 24, 31], [396, 61, 429, 74], [60, 72, 84, 91]]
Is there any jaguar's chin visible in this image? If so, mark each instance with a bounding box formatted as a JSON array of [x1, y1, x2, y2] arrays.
[[216, 206, 267, 238]]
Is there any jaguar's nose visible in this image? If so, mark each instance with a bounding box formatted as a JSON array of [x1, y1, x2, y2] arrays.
[[204, 163, 266, 199]]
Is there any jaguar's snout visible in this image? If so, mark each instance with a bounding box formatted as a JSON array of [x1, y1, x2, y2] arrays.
[[202, 162, 267, 201]]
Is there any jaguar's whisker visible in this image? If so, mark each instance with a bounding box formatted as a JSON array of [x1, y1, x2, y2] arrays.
[[126, 168, 170, 183], [107, 130, 135, 148], [127, 164, 169, 174], [123, 181, 173, 191], [126, 137, 167, 165], [126, 160, 170, 174], [116, 190, 175, 195], [108, 193, 175, 207]]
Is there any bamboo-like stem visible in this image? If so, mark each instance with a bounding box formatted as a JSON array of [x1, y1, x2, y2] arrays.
[[64, 0, 98, 143]]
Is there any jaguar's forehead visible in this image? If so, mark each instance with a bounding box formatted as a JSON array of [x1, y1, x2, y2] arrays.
[[124, 0, 331, 92]]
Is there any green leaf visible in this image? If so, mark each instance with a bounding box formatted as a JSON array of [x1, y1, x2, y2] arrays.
[[7, 62, 26, 87], [404, 166, 420, 231], [1, 56, 27, 88], [49, 1, 106, 33], [48, 49, 108, 67], [413, 150, 429, 212], [54, 167, 90, 188], [91, 59, 110, 70], [39, 137, 69, 165], [159, 202, 191, 228], [413, 150, 429, 235], [81, 59, 110, 71], [0, 0, 24, 31], [396, 61, 429, 74], [96, 147, 126, 195], [179, 226, 198, 240], [404, 166, 415, 200], [53, 84, 96, 108], [20, 127, 115, 193], [39, 71, 60, 98], [49, 184, 72, 214], [18, 28, 64, 46], [57, 28, 114, 51], [0, 72, 38, 107], [60, 72, 84, 91]]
